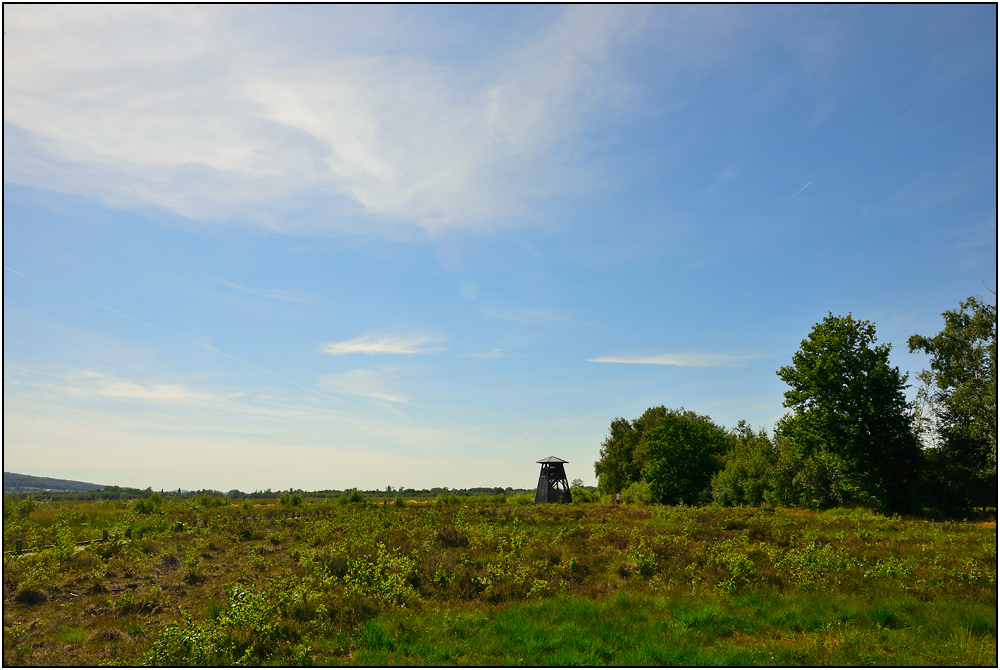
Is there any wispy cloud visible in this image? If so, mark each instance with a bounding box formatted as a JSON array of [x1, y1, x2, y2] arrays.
[[588, 352, 768, 368], [317, 368, 412, 420], [64, 290, 348, 405], [861, 158, 994, 219], [4, 266, 27, 276], [64, 371, 234, 403], [318, 369, 409, 404], [2, 5, 642, 233], [207, 274, 320, 304], [322, 333, 443, 356], [16, 366, 339, 424]]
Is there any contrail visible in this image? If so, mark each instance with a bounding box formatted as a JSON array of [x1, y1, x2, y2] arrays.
[[10, 268, 430, 419], [8, 269, 350, 407], [784, 181, 812, 204], [77, 296, 350, 406]]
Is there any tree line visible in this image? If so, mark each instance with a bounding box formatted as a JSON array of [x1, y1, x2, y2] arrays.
[[593, 292, 997, 517], [8, 485, 539, 504]]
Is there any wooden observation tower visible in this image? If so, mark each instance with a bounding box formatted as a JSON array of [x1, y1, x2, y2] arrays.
[[534, 456, 572, 504]]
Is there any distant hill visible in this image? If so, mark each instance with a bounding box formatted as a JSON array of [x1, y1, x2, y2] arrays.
[[4, 472, 105, 493]]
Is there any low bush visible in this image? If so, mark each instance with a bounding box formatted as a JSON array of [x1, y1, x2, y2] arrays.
[[621, 480, 655, 505], [279, 491, 303, 507], [339, 489, 365, 505], [435, 492, 463, 505], [145, 584, 284, 665], [132, 497, 156, 515], [509, 493, 534, 506], [197, 492, 225, 508]]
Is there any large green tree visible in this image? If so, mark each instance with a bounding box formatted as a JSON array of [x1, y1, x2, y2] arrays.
[[776, 313, 921, 513], [908, 293, 997, 513], [642, 408, 731, 505], [593, 406, 668, 494]]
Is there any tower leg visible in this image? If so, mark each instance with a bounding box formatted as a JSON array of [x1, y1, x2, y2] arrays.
[[534, 471, 549, 504]]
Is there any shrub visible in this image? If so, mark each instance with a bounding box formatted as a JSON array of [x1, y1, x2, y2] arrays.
[[339, 489, 365, 505], [306, 548, 350, 579], [278, 491, 303, 507], [145, 584, 279, 665], [343, 542, 417, 605], [621, 480, 655, 505], [509, 493, 534, 506], [11, 495, 38, 518], [132, 498, 156, 515], [435, 492, 462, 505], [570, 487, 599, 504], [111, 589, 137, 612], [472, 493, 507, 504], [528, 578, 551, 597]]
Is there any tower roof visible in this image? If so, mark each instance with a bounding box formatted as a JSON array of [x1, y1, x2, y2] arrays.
[[536, 456, 568, 463]]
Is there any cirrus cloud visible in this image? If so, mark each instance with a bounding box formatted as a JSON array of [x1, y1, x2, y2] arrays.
[[318, 368, 409, 405], [207, 274, 321, 304], [2, 5, 642, 233], [63, 370, 235, 403], [322, 333, 444, 356], [587, 352, 769, 368]]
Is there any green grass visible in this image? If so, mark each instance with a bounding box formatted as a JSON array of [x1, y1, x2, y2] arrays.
[[347, 591, 997, 666], [57, 626, 87, 644], [2, 496, 995, 665]]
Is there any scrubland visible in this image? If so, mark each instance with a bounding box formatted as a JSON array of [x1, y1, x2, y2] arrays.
[[3, 495, 996, 666]]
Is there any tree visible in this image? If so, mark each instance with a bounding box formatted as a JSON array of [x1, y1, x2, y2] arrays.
[[642, 408, 732, 505], [593, 406, 669, 494], [593, 417, 635, 494], [908, 292, 997, 514], [908, 293, 997, 469], [711, 422, 776, 507], [776, 313, 921, 513], [711, 422, 862, 510]]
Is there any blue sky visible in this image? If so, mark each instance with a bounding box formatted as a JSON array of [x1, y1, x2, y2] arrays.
[[3, 5, 996, 492]]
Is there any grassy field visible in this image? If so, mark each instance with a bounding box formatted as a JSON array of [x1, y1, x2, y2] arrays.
[[3, 495, 996, 666]]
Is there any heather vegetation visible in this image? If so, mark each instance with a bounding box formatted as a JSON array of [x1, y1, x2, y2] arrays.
[[3, 494, 996, 666]]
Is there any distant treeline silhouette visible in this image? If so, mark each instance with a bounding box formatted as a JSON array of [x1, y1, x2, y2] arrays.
[[4, 482, 540, 503]]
